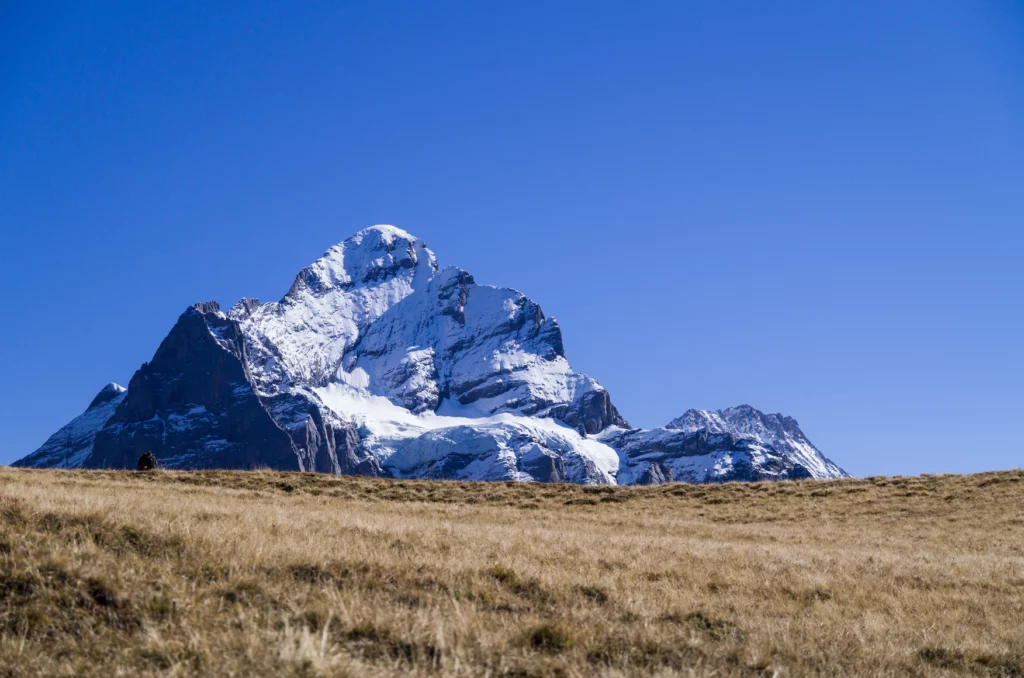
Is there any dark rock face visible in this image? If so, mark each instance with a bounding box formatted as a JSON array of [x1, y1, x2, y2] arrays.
[[438, 269, 473, 325], [230, 297, 261, 316], [519, 449, 568, 483], [266, 390, 381, 475], [612, 429, 748, 458], [552, 390, 628, 436], [636, 462, 673, 485], [87, 306, 301, 470], [85, 305, 372, 474]]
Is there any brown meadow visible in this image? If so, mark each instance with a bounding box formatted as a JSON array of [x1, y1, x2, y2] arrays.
[[0, 467, 1022, 677]]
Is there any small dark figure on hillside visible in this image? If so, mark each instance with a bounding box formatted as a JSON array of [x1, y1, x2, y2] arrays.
[[137, 451, 159, 471]]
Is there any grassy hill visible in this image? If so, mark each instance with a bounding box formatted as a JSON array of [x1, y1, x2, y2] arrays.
[[1, 467, 1022, 677]]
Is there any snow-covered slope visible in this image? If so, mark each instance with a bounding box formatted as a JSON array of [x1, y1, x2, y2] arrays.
[[13, 225, 848, 483], [13, 384, 126, 468], [315, 383, 618, 483]]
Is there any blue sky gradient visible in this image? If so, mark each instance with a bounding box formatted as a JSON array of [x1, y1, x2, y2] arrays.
[[1, 1, 1022, 475]]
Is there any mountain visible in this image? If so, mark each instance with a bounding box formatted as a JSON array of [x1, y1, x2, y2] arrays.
[[602, 406, 848, 483], [13, 226, 847, 484], [666, 406, 847, 479]]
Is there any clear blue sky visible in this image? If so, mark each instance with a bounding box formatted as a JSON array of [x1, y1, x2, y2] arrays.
[[2, 1, 1022, 475]]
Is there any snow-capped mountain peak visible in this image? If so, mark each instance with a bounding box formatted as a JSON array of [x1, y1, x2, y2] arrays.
[[668, 405, 803, 441], [286, 225, 437, 299], [230, 226, 438, 389], [87, 382, 127, 409], [14, 226, 848, 484], [664, 405, 847, 480]]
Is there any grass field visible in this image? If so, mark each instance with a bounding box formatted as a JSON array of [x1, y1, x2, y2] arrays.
[[1, 467, 1022, 677]]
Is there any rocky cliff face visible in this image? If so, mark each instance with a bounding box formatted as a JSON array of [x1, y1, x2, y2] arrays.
[[80, 302, 378, 475], [14, 226, 847, 483]]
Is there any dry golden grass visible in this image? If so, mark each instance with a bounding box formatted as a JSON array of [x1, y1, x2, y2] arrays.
[[1, 467, 1022, 677]]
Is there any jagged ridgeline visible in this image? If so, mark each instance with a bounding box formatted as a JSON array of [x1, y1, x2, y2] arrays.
[[15, 226, 847, 484]]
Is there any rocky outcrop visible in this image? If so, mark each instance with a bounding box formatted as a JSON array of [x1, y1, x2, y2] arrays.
[[635, 462, 673, 486], [136, 451, 159, 471], [550, 389, 628, 436]]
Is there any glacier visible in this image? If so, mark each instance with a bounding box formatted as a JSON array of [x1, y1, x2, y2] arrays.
[[13, 225, 847, 483]]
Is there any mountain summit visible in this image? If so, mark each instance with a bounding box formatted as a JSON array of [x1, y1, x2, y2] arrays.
[[14, 226, 846, 484]]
